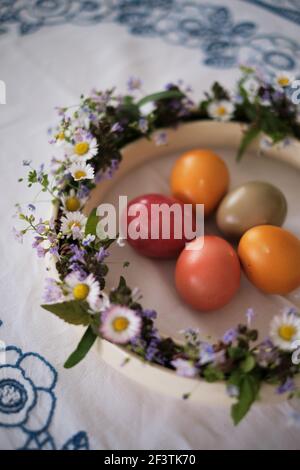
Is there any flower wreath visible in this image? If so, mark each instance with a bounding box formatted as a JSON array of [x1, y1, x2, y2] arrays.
[[15, 68, 300, 425]]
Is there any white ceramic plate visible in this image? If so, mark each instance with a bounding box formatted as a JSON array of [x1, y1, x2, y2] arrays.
[[55, 121, 300, 406]]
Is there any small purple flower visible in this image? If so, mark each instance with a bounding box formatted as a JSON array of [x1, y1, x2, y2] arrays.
[[36, 224, 46, 235], [233, 93, 243, 104], [32, 236, 43, 248], [90, 89, 111, 109], [77, 185, 90, 199], [96, 246, 109, 263], [111, 122, 123, 133], [285, 307, 298, 317], [171, 358, 197, 378], [49, 217, 56, 231], [287, 410, 300, 428], [254, 338, 279, 367], [49, 245, 59, 257], [226, 384, 239, 397], [55, 106, 66, 117], [154, 131, 167, 146], [260, 90, 271, 105], [69, 263, 87, 280], [12, 227, 23, 244], [142, 309, 157, 320], [88, 112, 97, 123], [138, 118, 148, 133], [127, 77, 142, 91], [165, 83, 175, 90], [28, 204, 36, 212], [246, 308, 255, 326], [70, 244, 86, 263], [36, 244, 47, 258], [96, 159, 119, 182], [82, 234, 96, 246], [277, 377, 296, 395], [37, 164, 45, 182], [43, 278, 62, 303], [145, 337, 160, 361], [223, 328, 237, 345], [199, 343, 215, 365]]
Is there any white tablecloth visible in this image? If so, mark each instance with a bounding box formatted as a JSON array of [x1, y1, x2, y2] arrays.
[[1, 0, 300, 450]]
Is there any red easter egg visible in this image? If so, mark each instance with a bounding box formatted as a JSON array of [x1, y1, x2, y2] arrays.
[[124, 193, 196, 258], [175, 236, 241, 311]]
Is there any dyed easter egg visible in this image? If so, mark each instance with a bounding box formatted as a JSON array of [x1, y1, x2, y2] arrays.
[[124, 193, 195, 258], [175, 236, 241, 311], [170, 149, 229, 216], [238, 225, 300, 294], [216, 181, 287, 238]]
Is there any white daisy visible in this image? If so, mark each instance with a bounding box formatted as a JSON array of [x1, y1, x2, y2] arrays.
[[69, 137, 98, 162], [69, 161, 94, 181], [270, 312, 300, 351], [65, 272, 103, 312], [60, 211, 87, 240], [207, 100, 234, 122], [61, 189, 88, 213], [274, 71, 294, 89], [100, 305, 142, 344]]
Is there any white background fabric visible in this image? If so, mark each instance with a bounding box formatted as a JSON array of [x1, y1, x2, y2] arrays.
[[1, 0, 300, 450]]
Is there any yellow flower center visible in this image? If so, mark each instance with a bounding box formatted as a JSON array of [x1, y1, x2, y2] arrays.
[[66, 196, 80, 212], [56, 132, 65, 140], [278, 77, 290, 87], [74, 170, 86, 180], [217, 106, 227, 116], [278, 324, 296, 341], [74, 141, 89, 156], [112, 316, 129, 332], [68, 221, 81, 229], [73, 283, 90, 301]]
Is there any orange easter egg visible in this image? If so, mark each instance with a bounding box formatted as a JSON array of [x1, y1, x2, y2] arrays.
[[170, 149, 229, 216], [238, 225, 300, 294]]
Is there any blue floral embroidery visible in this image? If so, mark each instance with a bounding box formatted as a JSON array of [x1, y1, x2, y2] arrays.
[[0, 1, 299, 71], [0, 346, 89, 450], [245, 1, 300, 26]]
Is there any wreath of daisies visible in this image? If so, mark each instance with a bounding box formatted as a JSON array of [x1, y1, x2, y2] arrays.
[[15, 67, 300, 425]]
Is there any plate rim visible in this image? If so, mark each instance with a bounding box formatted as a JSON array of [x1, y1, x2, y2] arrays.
[[48, 119, 300, 406]]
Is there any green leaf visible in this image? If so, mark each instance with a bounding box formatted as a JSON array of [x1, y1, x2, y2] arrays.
[[64, 326, 97, 369], [85, 208, 98, 236], [41, 301, 90, 326], [236, 126, 260, 161], [203, 365, 224, 382], [228, 346, 245, 360], [109, 275, 132, 306], [28, 169, 37, 184], [211, 82, 230, 101], [137, 90, 184, 108], [241, 355, 256, 373], [231, 374, 260, 425]]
